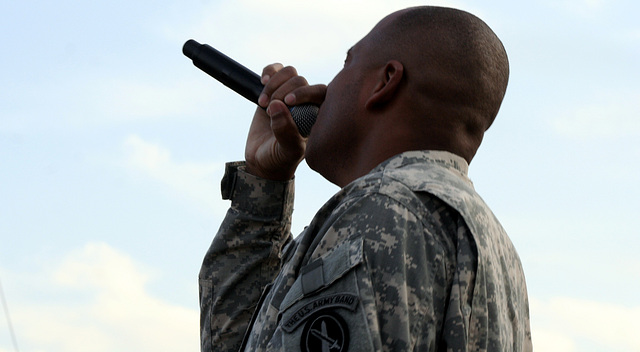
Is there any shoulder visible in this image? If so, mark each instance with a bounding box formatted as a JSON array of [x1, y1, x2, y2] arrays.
[[341, 164, 467, 236], [327, 174, 462, 260]]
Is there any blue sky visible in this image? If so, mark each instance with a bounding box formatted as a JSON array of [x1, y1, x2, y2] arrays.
[[1, 0, 639, 351]]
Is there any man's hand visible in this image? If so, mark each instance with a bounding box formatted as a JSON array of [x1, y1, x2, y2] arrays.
[[244, 64, 326, 181]]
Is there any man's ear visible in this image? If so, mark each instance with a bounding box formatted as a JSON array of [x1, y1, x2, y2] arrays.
[[365, 60, 404, 110]]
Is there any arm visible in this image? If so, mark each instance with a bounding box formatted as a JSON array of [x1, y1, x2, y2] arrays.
[[361, 193, 476, 351], [199, 162, 294, 352], [361, 195, 455, 351], [200, 65, 327, 351]]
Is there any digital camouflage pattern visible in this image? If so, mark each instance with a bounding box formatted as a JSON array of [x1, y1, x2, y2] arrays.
[[199, 151, 532, 352]]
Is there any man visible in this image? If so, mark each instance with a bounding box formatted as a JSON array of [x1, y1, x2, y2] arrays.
[[199, 6, 532, 352]]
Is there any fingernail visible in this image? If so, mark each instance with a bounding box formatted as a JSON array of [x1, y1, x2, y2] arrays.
[[258, 93, 268, 107], [268, 102, 286, 117], [284, 93, 296, 105], [261, 75, 270, 85]]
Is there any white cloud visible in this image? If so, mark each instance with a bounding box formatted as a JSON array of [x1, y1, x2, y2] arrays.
[[531, 329, 577, 352], [530, 296, 640, 351], [121, 134, 226, 214], [550, 91, 640, 139], [8, 247, 640, 352], [7, 243, 199, 352]]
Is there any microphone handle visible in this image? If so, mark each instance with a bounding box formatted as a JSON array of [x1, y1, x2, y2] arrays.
[[183, 39, 317, 137]]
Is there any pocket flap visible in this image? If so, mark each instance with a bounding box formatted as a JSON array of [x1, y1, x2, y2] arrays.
[[279, 236, 364, 312]]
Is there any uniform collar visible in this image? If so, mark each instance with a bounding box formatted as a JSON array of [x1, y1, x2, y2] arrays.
[[375, 150, 471, 183]]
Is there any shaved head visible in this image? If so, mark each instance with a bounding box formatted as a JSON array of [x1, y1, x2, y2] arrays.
[[375, 6, 509, 131], [307, 6, 510, 185]]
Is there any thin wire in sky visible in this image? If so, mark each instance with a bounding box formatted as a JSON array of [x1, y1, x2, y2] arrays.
[[0, 277, 20, 352]]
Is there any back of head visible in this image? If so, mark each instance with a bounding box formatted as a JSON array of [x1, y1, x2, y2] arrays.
[[306, 7, 510, 186], [375, 6, 509, 160]]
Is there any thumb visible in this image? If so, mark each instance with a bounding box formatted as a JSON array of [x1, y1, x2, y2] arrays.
[[267, 100, 306, 151]]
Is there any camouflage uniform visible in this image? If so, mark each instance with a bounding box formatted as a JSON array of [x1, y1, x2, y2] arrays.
[[200, 150, 532, 352]]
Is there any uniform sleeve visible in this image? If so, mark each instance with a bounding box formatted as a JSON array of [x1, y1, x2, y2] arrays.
[[304, 192, 460, 351], [360, 194, 458, 351], [199, 162, 294, 352]]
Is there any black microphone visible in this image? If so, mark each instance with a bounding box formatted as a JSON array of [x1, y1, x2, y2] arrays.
[[182, 39, 318, 137]]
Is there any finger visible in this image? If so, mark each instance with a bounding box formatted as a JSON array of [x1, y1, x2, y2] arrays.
[[260, 63, 284, 85], [270, 75, 309, 102], [259, 66, 299, 107], [267, 100, 306, 150], [284, 84, 328, 106], [259, 63, 284, 107]]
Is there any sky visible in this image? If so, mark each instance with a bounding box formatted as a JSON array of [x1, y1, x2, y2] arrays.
[[0, 0, 638, 351]]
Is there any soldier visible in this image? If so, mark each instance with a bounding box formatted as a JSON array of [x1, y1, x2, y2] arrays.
[[199, 6, 532, 352]]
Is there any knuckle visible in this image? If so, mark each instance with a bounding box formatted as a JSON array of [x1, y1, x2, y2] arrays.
[[292, 75, 308, 86], [262, 63, 283, 76], [272, 63, 284, 73], [282, 65, 298, 76]]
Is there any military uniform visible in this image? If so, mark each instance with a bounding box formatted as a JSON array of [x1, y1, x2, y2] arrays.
[[200, 150, 532, 352]]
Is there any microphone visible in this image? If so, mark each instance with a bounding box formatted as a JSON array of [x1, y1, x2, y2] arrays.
[[182, 39, 318, 137]]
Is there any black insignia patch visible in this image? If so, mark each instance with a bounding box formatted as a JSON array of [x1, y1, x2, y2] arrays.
[[282, 293, 359, 333], [300, 310, 349, 352]]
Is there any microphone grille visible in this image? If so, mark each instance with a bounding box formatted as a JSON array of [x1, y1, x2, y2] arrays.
[[290, 105, 319, 137]]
